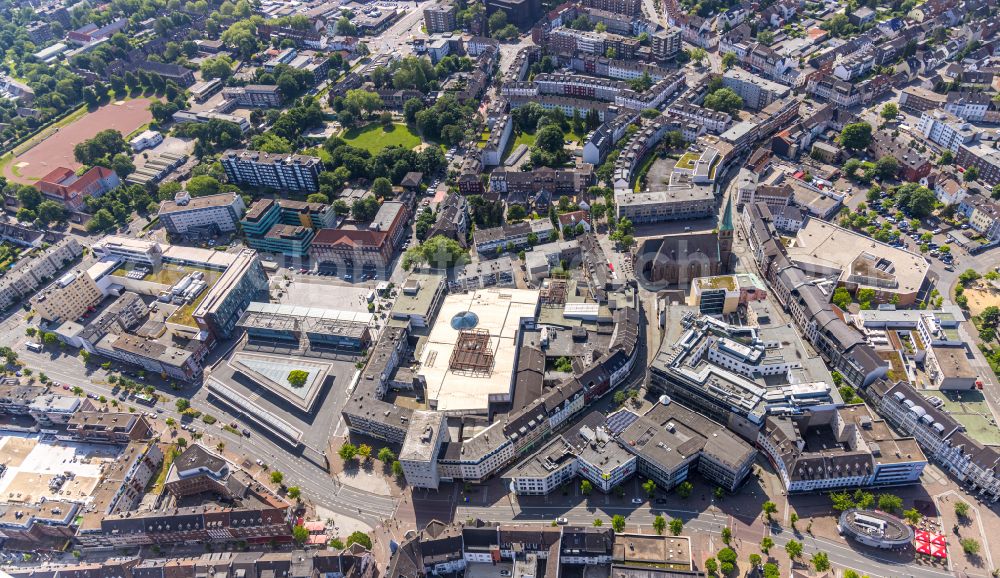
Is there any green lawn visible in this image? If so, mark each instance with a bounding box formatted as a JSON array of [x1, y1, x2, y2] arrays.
[[341, 122, 421, 153]]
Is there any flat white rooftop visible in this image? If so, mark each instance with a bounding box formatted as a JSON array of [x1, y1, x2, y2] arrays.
[[419, 288, 540, 415]]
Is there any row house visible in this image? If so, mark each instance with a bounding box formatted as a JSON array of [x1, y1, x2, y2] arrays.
[[665, 101, 731, 134]]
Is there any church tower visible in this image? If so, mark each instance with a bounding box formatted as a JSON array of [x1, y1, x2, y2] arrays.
[[718, 196, 734, 273]]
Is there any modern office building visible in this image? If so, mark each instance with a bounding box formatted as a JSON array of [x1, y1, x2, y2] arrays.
[[221, 150, 322, 192], [158, 191, 247, 238], [193, 249, 269, 339], [240, 198, 336, 257]]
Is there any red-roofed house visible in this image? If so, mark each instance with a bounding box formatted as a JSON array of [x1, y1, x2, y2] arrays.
[[557, 210, 591, 235], [36, 166, 120, 210]]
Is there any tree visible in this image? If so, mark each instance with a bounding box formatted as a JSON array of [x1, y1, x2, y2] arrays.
[[811, 552, 830, 571], [270, 470, 284, 484], [762, 501, 777, 521], [403, 235, 468, 270], [832, 287, 852, 309], [378, 447, 396, 462], [648, 515, 665, 535], [642, 479, 656, 497], [790, 512, 799, 528], [762, 563, 780, 578], [186, 175, 221, 197], [488, 10, 507, 36], [749, 553, 762, 568], [704, 558, 717, 574], [903, 508, 921, 525], [955, 501, 971, 519], [965, 166, 980, 183], [760, 537, 774, 554], [593, 518, 603, 527], [669, 518, 683, 535], [200, 55, 234, 80], [881, 103, 899, 121], [358, 444, 372, 460], [581, 479, 593, 495], [676, 481, 693, 498], [372, 177, 392, 198], [17, 187, 42, 211], [757, 29, 774, 44], [287, 486, 301, 500], [840, 122, 873, 150], [689, 47, 707, 65], [352, 196, 381, 222], [347, 531, 373, 549], [721, 52, 737, 70], [336, 16, 357, 35], [403, 98, 424, 124], [784, 539, 803, 561], [175, 398, 190, 412], [875, 155, 899, 180], [877, 493, 902, 514], [287, 369, 309, 388], [959, 268, 982, 286], [392, 460, 404, 477], [612, 514, 626, 532], [721, 527, 732, 545], [292, 524, 309, 545], [339, 443, 358, 461], [333, 199, 350, 215], [961, 537, 981, 555], [703, 88, 743, 115]]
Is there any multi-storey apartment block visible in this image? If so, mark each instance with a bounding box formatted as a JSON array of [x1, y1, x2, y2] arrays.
[[221, 150, 322, 192]]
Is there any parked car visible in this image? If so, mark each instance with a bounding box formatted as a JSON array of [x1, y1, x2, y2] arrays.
[[556, 518, 569, 525], [631, 498, 644, 504]]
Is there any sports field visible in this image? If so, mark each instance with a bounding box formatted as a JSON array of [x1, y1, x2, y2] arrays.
[[4, 98, 156, 184]]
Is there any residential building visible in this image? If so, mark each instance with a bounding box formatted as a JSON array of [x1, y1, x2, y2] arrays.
[[956, 143, 1000, 187], [759, 404, 926, 493], [31, 270, 102, 324], [614, 182, 715, 223], [866, 380, 1000, 501], [424, 3, 457, 33], [67, 411, 152, 443], [945, 91, 991, 122], [0, 238, 84, 311], [651, 27, 681, 60], [221, 85, 284, 108], [158, 191, 246, 238], [400, 411, 448, 489], [899, 86, 947, 112], [473, 219, 555, 254], [36, 166, 120, 211], [916, 110, 978, 153], [958, 194, 1000, 241], [869, 133, 931, 182], [221, 150, 322, 192], [722, 69, 790, 111]]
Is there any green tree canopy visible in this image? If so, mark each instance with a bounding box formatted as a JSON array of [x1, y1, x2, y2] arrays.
[[840, 122, 873, 150]]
